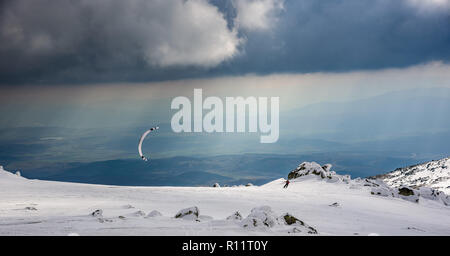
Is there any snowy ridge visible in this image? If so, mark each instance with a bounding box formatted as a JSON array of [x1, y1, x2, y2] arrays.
[[285, 161, 449, 206], [0, 165, 24, 180], [373, 157, 450, 194], [1, 162, 450, 235]]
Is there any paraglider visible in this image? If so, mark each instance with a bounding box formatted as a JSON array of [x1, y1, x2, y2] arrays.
[[138, 126, 159, 161]]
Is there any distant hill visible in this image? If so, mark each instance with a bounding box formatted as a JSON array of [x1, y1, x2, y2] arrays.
[[12, 153, 430, 187]]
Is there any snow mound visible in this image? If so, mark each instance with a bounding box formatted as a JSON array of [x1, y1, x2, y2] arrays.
[[0, 165, 26, 181], [147, 210, 162, 217], [287, 162, 350, 183]]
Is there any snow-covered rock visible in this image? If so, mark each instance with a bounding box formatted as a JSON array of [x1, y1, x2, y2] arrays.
[[175, 206, 200, 221], [374, 157, 450, 194], [288, 162, 333, 180], [212, 183, 220, 188], [241, 206, 282, 229], [392, 186, 419, 203], [226, 211, 243, 221], [282, 213, 318, 234], [287, 161, 350, 183], [240, 206, 318, 234]]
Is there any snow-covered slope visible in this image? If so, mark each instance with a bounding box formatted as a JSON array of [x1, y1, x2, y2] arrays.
[[1, 163, 450, 236], [374, 157, 450, 194]]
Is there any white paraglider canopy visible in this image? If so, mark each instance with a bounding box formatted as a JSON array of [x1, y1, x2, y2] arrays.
[[138, 126, 159, 161]]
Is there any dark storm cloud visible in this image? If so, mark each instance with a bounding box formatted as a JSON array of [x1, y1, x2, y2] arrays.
[[0, 0, 449, 85], [0, 0, 242, 84], [229, 0, 450, 74]]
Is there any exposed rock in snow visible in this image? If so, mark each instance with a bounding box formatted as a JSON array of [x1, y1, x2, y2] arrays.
[[147, 210, 162, 217], [24, 206, 37, 211], [373, 157, 450, 194], [366, 179, 396, 197], [329, 202, 340, 207], [245, 183, 253, 187], [212, 183, 220, 187], [398, 187, 415, 196], [175, 206, 200, 221], [282, 213, 318, 234], [371, 186, 394, 197], [226, 211, 243, 221], [91, 209, 103, 217]]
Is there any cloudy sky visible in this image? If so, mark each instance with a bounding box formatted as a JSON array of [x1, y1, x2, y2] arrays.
[[0, 0, 449, 84]]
